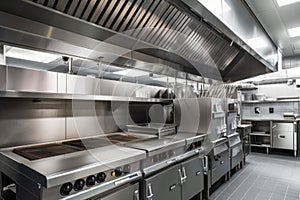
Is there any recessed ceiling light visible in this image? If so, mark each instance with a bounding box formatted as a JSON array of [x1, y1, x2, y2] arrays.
[[276, 0, 300, 7], [288, 27, 300, 37]]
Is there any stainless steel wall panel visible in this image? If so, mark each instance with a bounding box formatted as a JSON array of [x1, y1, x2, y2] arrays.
[[6, 67, 58, 93], [0, 65, 6, 91], [66, 74, 100, 95], [0, 99, 65, 148], [66, 101, 119, 139]]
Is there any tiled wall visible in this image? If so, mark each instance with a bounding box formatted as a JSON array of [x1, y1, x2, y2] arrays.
[[242, 102, 299, 120]]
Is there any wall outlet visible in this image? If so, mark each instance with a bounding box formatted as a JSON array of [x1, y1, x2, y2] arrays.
[[269, 107, 274, 113], [255, 107, 260, 114]]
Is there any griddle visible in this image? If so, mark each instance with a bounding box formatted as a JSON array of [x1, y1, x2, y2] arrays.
[[13, 133, 146, 161], [13, 144, 83, 161]]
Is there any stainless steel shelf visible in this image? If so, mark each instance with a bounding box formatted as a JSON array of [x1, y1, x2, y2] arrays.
[[250, 132, 270, 137], [242, 99, 300, 103], [250, 144, 270, 148], [0, 91, 172, 103]]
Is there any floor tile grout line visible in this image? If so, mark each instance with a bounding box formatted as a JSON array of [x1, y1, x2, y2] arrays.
[[212, 164, 254, 200], [284, 184, 289, 200], [267, 181, 279, 200], [225, 165, 259, 200], [239, 173, 260, 200], [254, 176, 270, 200]]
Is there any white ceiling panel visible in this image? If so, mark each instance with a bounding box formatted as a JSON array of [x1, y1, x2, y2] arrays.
[[245, 0, 300, 56]]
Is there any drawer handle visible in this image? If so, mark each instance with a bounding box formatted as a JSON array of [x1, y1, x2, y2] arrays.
[[279, 135, 285, 139], [196, 171, 201, 176], [169, 184, 176, 191]]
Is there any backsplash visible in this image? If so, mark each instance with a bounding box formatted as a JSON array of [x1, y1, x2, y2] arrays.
[[242, 101, 300, 120]]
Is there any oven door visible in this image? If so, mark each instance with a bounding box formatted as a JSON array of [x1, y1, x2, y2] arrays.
[[144, 165, 181, 200]]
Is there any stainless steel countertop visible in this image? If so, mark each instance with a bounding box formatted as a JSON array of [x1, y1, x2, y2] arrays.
[[0, 145, 146, 188], [243, 118, 300, 122], [0, 132, 208, 189], [126, 132, 207, 153]]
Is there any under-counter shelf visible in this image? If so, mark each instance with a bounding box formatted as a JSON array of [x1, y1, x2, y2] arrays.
[[250, 144, 271, 148], [249, 132, 270, 137], [0, 91, 172, 103]]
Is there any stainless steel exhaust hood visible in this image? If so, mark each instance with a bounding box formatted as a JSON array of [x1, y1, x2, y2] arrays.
[[0, 0, 276, 82]]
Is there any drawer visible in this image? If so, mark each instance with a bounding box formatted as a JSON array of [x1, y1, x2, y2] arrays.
[[273, 123, 294, 132], [273, 132, 294, 150]]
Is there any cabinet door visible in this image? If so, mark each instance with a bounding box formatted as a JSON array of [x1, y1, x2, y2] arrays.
[[273, 123, 294, 150], [211, 150, 230, 185], [144, 165, 181, 200], [100, 183, 139, 200], [181, 157, 204, 200]]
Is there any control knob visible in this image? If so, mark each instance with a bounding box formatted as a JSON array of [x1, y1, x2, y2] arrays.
[[123, 165, 131, 174], [73, 179, 85, 191], [60, 182, 73, 196], [112, 167, 123, 177], [86, 175, 96, 187], [96, 172, 107, 183]]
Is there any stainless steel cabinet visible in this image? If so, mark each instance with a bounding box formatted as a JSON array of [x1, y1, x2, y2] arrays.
[[144, 157, 204, 200], [144, 165, 181, 200], [211, 150, 230, 185], [272, 122, 294, 150], [181, 157, 204, 200]]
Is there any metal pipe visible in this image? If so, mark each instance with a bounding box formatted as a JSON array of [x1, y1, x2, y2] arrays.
[[68, 57, 73, 74]]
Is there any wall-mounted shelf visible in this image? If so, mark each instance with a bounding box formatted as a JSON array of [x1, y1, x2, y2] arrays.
[[0, 91, 172, 103], [242, 99, 300, 104]]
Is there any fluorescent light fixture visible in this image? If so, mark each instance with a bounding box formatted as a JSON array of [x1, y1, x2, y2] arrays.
[[113, 69, 149, 77], [276, 0, 300, 7], [246, 37, 268, 49], [288, 26, 300, 37], [5, 47, 60, 63]]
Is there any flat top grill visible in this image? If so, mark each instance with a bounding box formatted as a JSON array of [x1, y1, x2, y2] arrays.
[[13, 144, 83, 161], [13, 133, 146, 161]]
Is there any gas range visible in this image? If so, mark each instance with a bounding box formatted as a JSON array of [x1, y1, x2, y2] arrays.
[[0, 133, 148, 200]]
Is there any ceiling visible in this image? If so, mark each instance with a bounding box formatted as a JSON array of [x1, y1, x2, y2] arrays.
[[245, 0, 300, 56]]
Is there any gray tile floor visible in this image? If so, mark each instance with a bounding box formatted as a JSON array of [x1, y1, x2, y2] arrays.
[[210, 153, 300, 200]]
